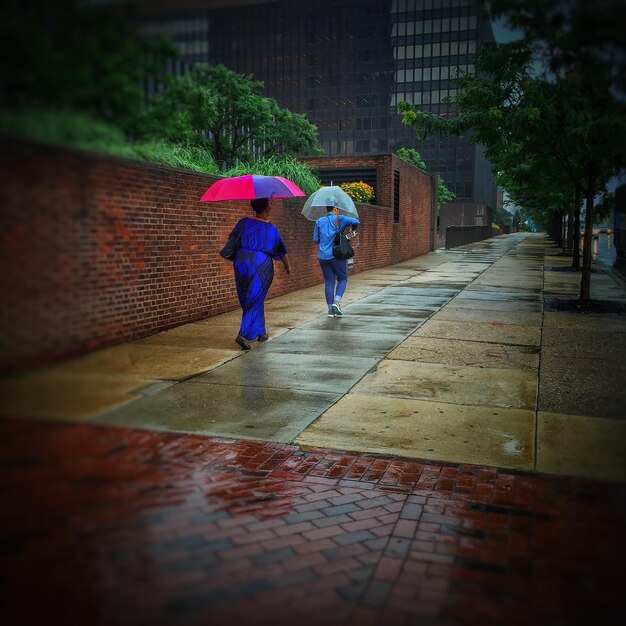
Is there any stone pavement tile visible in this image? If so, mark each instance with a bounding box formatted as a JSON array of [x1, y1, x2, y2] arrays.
[[454, 290, 542, 303], [537, 412, 626, 482], [413, 319, 541, 347], [542, 326, 626, 357], [139, 320, 243, 350], [348, 361, 537, 410], [382, 286, 460, 297], [5, 418, 622, 625], [0, 368, 155, 420], [340, 301, 441, 318], [95, 381, 341, 442], [542, 311, 626, 331], [257, 328, 405, 359], [359, 289, 455, 305], [433, 306, 542, 327], [299, 314, 426, 335], [443, 297, 542, 312], [296, 395, 534, 470], [543, 273, 581, 297], [189, 352, 378, 394], [386, 336, 539, 370], [465, 283, 542, 295], [55, 341, 239, 379], [538, 354, 625, 420], [592, 279, 626, 302]]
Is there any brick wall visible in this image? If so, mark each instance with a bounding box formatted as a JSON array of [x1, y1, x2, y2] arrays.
[[0, 141, 433, 372]]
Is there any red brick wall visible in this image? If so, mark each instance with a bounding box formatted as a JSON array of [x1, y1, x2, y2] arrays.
[[0, 141, 433, 372]]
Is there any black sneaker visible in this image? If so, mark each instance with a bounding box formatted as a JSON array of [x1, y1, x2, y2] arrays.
[[327, 307, 335, 318], [331, 303, 343, 316]]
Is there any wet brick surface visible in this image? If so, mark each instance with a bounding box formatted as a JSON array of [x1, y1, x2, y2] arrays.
[[1, 417, 625, 626]]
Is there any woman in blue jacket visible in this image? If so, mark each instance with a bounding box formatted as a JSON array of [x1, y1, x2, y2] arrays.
[[313, 205, 360, 317]]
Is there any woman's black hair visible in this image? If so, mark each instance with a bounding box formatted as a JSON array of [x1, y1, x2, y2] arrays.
[[326, 205, 335, 212], [251, 198, 270, 213]]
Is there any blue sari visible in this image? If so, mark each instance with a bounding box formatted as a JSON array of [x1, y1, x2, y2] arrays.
[[230, 217, 287, 341]]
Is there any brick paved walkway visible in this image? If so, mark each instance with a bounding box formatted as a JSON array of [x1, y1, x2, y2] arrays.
[[2, 417, 624, 626]]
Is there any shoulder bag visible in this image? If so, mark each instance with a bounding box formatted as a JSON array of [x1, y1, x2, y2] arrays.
[[332, 230, 355, 261]]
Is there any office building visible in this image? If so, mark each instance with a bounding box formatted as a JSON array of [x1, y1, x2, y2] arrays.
[[138, 0, 497, 209]]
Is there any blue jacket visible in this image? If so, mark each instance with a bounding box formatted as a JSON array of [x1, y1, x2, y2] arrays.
[[313, 213, 360, 260]]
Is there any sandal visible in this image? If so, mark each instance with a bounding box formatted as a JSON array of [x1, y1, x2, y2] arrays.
[[235, 334, 251, 351]]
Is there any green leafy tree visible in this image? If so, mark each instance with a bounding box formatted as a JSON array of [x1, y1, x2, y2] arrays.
[[398, 0, 626, 300], [140, 64, 322, 169], [493, 205, 512, 228], [396, 147, 455, 214], [1, 0, 176, 134]]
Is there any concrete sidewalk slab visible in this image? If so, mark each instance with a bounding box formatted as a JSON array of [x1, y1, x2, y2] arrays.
[[543, 311, 626, 331], [537, 412, 626, 481], [96, 381, 342, 442], [444, 297, 542, 312], [434, 306, 542, 326], [0, 369, 155, 420], [348, 360, 537, 410], [414, 319, 541, 346], [140, 320, 243, 349], [57, 341, 239, 379], [338, 302, 440, 318], [299, 314, 428, 334], [258, 328, 405, 359], [538, 354, 625, 420], [454, 290, 542, 302], [189, 352, 378, 393], [387, 336, 540, 370], [295, 394, 534, 469]]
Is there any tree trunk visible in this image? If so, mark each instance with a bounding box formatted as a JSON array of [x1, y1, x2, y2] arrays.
[[572, 192, 581, 269], [551, 214, 562, 246], [580, 190, 594, 300], [561, 212, 567, 251], [566, 205, 574, 252]]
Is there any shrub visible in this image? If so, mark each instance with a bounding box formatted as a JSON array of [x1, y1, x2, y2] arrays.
[[340, 181, 374, 203], [0, 107, 219, 173]]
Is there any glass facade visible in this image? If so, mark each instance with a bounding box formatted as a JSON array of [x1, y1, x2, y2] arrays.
[[138, 0, 497, 208]]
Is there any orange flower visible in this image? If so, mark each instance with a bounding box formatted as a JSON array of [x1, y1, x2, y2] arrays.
[[340, 181, 374, 203]]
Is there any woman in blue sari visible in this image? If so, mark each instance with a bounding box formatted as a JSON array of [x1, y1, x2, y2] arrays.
[[230, 198, 291, 350]]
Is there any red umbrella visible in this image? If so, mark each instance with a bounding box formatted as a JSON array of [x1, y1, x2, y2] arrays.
[[200, 174, 305, 202]]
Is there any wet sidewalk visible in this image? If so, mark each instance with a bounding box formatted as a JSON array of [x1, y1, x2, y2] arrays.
[[2, 233, 625, 480], [1, 233, 626, 625]]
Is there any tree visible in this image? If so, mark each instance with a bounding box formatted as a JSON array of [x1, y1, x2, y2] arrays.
[[396, 147, 455, 214], [1, 0, 176, 134], [140, 64, 322, 169], [398, 0, 626, 300]]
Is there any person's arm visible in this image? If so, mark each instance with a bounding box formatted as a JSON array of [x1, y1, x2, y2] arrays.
[[313, 221, 320, 243], [281, 253, 292, 274], [340, 216, 360, 233]]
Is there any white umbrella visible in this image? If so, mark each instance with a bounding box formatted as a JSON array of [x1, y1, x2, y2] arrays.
[[301, 186, 359, 221]]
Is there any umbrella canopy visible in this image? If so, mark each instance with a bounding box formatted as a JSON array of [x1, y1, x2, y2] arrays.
[[200, 174, 305, 202], [301, 185, 358, 221]]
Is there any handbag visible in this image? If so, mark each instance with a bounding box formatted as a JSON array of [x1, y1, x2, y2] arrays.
[[332, 231, 355, 260], [219, 230, 241, 261]]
